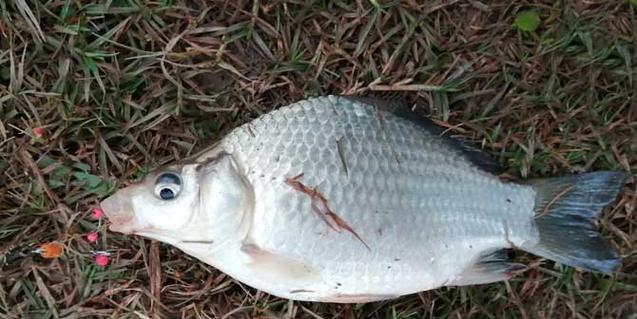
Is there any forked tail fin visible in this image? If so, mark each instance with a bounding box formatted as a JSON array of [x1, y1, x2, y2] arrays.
[[522, 171, 630, 274]]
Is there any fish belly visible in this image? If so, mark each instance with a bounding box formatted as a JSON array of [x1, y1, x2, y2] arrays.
[[218, 96, 537, 300]]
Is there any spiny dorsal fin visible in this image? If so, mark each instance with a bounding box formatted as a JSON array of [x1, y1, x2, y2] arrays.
[[340, 95, 502, 174]]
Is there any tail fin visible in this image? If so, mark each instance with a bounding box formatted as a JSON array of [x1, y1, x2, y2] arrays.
[[522, 171, 630, 274]]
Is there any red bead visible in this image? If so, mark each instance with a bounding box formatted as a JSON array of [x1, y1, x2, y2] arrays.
[[91, 208, 104, 220], [86, 231, 99, 243], [94, 254, 110, 266], [32, 127, 45, 137]]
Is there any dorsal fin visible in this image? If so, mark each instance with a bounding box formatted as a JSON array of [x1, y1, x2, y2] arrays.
[[340, 95, 502, 174]]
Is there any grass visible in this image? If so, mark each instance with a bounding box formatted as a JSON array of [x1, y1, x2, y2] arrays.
[[0, 0, 636, 318]]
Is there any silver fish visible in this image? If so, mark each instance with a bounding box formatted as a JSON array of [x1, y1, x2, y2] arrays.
[[100, 95, 629, 303]]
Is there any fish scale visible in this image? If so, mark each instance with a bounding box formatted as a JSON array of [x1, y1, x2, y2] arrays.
[[211, 96, 536, 298]]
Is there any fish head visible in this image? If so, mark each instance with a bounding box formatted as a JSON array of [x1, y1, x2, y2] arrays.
[[99, 163, 202, 238], [100, 152, 253, 248]]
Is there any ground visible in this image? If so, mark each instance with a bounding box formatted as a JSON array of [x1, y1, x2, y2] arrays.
[[1, 1, 636, 318]]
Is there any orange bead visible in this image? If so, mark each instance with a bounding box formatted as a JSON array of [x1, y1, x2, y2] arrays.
[[38, 242, 63, 259]]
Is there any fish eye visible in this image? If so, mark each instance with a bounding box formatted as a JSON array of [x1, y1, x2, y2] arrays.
[[154, 172, 182, 200]]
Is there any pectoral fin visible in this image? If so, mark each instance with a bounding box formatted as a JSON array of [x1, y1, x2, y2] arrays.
[[241, 243, 321, 285]]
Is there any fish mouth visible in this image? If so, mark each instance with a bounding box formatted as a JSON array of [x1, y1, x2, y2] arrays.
[[108, 221, 136, 234], [100, 189, 137, 235]]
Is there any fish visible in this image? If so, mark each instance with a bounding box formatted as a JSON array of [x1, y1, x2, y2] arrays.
[[100, 95, 630, 303]]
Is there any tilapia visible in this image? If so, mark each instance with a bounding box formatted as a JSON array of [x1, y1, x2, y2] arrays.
[[100, 95, 629, 303]]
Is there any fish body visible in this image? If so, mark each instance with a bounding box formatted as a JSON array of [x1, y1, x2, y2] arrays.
[[101, 95, 628, 303]]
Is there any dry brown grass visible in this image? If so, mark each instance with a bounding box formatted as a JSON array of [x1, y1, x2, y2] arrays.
[[1, 1, 636, 318]]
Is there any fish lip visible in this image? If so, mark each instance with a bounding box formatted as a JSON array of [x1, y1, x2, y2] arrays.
[[100, 189, 138, 235], [108, 222, 136, 234]]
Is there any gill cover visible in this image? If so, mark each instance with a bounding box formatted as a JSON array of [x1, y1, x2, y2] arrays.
[[195, 152, 255, 249]]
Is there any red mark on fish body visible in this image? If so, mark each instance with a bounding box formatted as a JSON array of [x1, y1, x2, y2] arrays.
[[285, 174, 370, 251]]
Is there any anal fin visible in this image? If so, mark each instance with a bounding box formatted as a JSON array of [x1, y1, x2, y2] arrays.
[[450, 248, 525, 286]]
